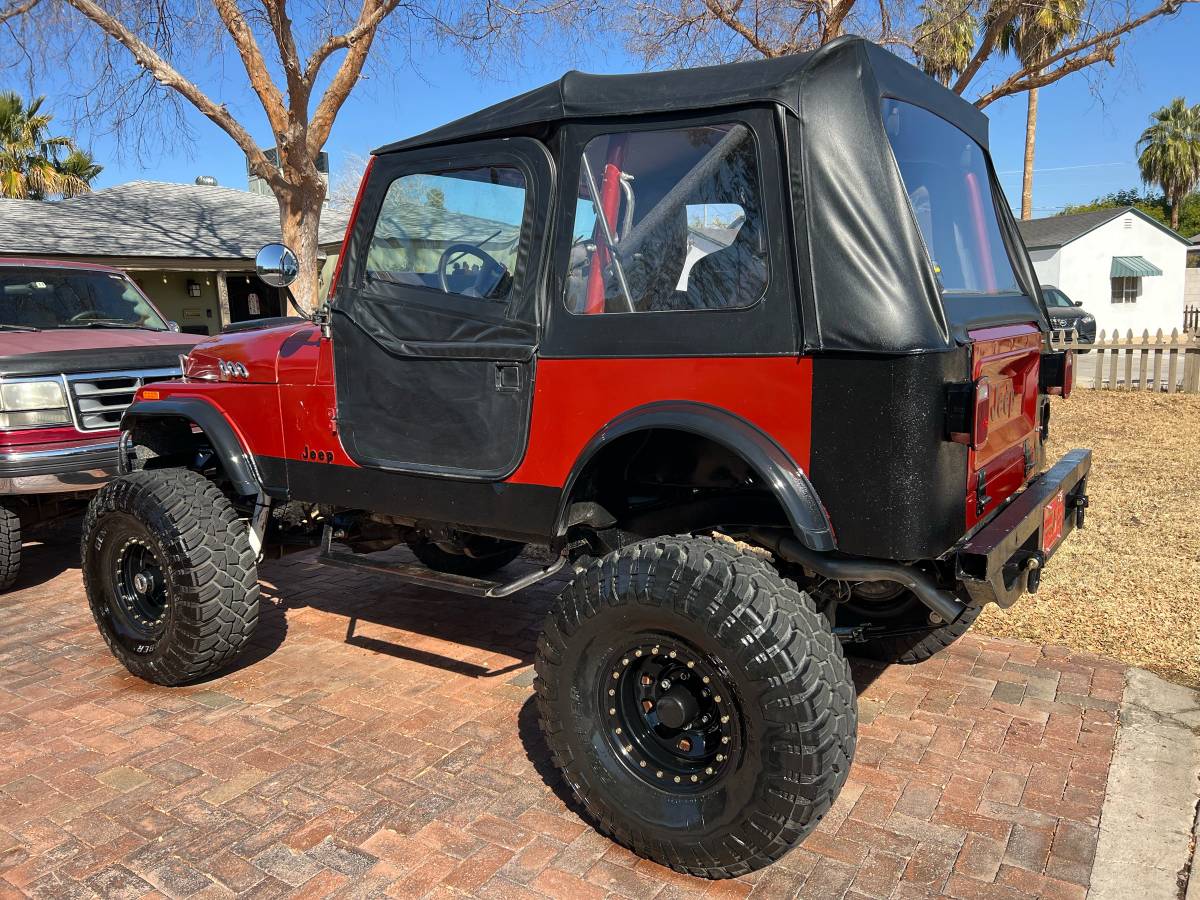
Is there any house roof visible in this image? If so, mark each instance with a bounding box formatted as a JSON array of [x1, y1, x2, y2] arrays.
[[0, 181, 349, 262], [1017, 206, 1190, 250]]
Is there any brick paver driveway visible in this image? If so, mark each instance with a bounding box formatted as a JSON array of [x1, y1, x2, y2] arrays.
[[0, 534, 1125, 899]]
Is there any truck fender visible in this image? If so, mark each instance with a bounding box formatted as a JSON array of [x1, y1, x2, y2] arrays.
[[554, 401, 836, 552], [121, 398, 261, 497]]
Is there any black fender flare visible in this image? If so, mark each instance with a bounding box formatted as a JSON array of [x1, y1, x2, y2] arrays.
[[121, 398, 261, 497], [553, 401, 835, 552]]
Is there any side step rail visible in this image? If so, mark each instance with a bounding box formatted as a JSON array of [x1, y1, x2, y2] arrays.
[[315, 526, 569, 598]]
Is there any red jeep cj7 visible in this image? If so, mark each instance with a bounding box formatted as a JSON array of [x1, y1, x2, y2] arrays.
[[83, 37, 1090, 878]]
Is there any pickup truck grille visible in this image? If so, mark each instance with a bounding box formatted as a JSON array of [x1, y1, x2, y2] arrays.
[[66, 367, 182, 431]]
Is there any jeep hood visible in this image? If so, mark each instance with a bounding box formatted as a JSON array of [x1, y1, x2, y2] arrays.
[[0, 328, 201, 378], [185, 320, 318, 384]]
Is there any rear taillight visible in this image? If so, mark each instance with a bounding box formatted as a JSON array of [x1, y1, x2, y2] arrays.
[[948, 376, 991, 449], [1040, 351, 1074, 399], [972, 376, 991, 448]]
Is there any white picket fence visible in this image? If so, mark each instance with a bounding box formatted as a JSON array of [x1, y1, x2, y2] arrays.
[[1049, 328, 1200, 394]]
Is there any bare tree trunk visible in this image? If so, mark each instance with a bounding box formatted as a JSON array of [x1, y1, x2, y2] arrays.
[[1021, 86, 1039, 221], [1170, 192, 1181, 231], [275, 180, 327, 315]]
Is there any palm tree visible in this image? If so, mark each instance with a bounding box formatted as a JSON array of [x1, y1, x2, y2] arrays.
[[914, 0, 979, 87], [994, 0, 1086, 220], [0, 92, 101, 200], [1137, 98, 1200, 231]]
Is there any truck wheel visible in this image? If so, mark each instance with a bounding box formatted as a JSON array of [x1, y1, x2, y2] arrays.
[[81, 469, 259, 686], [0, 504, 20, 591], [408, 536, 523, 578], [535, 535, 857, 879], [843, 586, 981, 664]]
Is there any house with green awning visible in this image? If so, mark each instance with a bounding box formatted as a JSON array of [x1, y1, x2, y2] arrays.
[[1018, 206, 1189, 337]]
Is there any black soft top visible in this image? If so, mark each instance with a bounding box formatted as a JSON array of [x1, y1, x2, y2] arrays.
[[377, 37, 989, 154], [369, 37, 1043, 355]]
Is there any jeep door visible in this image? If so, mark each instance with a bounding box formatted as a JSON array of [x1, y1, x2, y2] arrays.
[[330, 138, 550, 479]]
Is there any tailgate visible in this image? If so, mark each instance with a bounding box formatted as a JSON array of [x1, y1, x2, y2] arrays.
[[967, 323, 1041, 528]]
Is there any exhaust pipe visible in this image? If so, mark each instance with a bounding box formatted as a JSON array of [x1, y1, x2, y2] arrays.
[[748, 529, 967, 624]]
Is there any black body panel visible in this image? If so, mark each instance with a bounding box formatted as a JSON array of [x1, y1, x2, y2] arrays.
[[808, 348, 970, 560], [269, 456, 559, 545]]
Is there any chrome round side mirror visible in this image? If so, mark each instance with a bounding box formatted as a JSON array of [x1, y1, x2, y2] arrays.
[[256, 243, 299, 288], [166, 320, 181, 333]]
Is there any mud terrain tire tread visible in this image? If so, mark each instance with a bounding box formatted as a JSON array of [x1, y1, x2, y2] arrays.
[[534, 535, 857, 879], [82, 469, 259, 686], [0, 505, 20, 591], [853, 603, 981, 664]]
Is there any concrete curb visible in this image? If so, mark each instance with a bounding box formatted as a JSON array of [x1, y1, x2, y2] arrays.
[[1090, 668, 1200, 900]]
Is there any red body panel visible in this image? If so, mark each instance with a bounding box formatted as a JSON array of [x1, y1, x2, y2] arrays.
[[966, 323, 1041, 528], [148, 344, 814, 493], [509, 357, 813, 487]]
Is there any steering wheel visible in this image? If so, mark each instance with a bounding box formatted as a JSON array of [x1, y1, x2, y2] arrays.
[[437, 243, 507, 298]]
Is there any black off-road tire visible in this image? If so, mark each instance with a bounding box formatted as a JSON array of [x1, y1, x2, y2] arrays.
[[847, 596, 981, 664], [81, 469, 259, 686], [408, 537, 524, 578], [534, 535, 857, 879], [0, 504, 20, 591]]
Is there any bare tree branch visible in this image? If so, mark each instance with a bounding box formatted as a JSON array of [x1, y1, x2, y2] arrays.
[[970, 0, 1186, 105], [209, 0, 289, 140], [59, 0, 278, 182], [0, 0, 39, 27]]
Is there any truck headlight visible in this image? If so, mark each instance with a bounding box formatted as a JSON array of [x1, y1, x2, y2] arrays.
[[0, 380, 71, 429], [1080, 315, 1094, 324]]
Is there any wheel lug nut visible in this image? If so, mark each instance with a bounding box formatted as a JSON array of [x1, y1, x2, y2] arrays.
[[660, 679, 671, 690], [690, 775, 698, 782]]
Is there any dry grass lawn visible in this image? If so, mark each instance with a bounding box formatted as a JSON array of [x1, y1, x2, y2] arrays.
[[975, 390, 1200, 688]]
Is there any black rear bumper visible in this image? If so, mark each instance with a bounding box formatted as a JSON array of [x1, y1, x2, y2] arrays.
[[955, 448, 1091, 607]]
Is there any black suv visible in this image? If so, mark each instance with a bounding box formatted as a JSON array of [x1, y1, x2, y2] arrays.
[[1042, 285, 1097, 344]]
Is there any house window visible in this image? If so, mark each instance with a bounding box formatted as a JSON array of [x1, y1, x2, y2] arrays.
[[1111, 276, 1140, 303]]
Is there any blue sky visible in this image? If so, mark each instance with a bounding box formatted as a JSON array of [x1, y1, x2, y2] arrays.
[[9, 5, 1198, 219]]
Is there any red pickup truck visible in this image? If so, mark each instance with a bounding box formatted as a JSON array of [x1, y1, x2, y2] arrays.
[[0, 258, 200, 589]]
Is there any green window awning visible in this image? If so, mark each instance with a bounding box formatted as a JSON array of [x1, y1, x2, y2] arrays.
[[1111, 256, 1163, 278]]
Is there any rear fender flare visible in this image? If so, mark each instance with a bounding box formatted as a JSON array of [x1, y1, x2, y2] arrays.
[[554, 401, 835, 551], [121, 398, 261, 497]]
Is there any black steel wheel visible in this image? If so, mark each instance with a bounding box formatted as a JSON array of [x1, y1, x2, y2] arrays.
[[535, 535, 857, 879], [105, 530, 170, 653], [600, 636, 743, 791], [82, 469, 259, 685]]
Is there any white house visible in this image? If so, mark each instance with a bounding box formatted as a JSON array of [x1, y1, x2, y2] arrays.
[[1017, 207, 1189, 336], [1186, 234, 1199, 314]]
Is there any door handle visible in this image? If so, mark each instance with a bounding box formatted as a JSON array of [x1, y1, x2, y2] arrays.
[[495, 363, 521, 392]]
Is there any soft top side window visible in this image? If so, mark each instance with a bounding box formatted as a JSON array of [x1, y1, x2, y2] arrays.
[[564, 123, 769, 315], [882, 99, 1022, 297], [364, 165, 527, 305]]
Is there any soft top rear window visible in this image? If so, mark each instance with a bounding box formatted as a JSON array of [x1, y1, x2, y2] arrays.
[[882, 99, 1021, 297]]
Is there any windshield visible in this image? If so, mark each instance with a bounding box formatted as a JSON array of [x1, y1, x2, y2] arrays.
[[0, 267, 168, 330], [1041, 288, 1074, 308], [882, 100, 1022, 296]]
